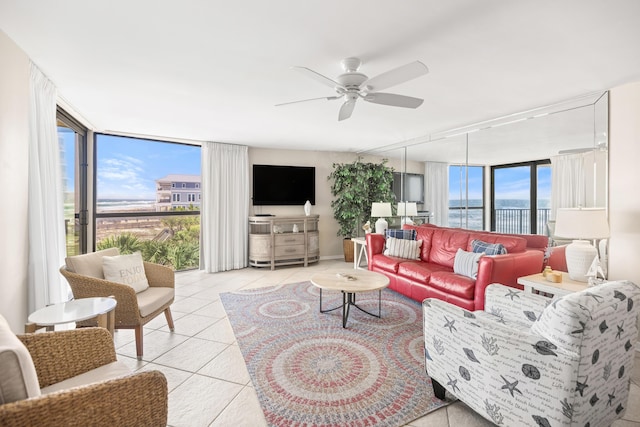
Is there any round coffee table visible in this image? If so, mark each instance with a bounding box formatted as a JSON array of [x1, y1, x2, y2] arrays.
[[25, 297, 117, 336], [310, 270, 390, 328]]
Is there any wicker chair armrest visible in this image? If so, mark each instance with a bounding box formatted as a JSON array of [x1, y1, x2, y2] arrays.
[[18, 328, 116, 389], [143, 261, 175, 288], [60, 267, 142, 325], [0, 370, 168, 427]]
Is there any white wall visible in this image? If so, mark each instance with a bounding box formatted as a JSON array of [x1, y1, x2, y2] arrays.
[[249, 148, 361, 259], [608, 81, 640, 283], [0, 30, 30, 332]]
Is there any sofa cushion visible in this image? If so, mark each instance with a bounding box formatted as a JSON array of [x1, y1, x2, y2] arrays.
[[384, 237, 422, 259], [40, 361, 131, 395], [137, 287, 175, 317], [405, 225, 436, 261], [397, 261, 451, 283], [0, 315, 41, 404], [453, 248, 483, 278], [65, 247, 120, 279], [370, 254, 403, 274], [471, 239, 507, 255], [428, 228, 470, 268], [429, 271, 476, 300], [102, 251, 149, 293]]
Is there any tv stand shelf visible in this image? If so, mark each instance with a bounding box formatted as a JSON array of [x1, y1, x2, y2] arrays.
[[249, 215, 319, 270]]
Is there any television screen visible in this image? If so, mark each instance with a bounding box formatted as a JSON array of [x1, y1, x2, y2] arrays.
[[392, 172, 424, 204], [252, 164, 316, 206]]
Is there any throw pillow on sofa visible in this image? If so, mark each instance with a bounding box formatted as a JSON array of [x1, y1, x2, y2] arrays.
[[384, 237, 422, 259], [385, 229, 417, 240], [471, 239, 507, 255], [453, 248, 484, 279]]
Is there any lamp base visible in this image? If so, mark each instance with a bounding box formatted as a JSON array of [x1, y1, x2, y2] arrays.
[[375, 218, 388, 235], [565, 240, 597, 282]]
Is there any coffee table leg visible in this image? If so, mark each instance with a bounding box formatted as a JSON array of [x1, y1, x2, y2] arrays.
[[343, 292, 353, 328]]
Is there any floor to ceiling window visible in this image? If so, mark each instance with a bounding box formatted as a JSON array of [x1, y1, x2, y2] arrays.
[[491, 160, 551, 234], [95, 134, 201, 270], [57, 108, 88, 257], [448, 165, 484, 230]]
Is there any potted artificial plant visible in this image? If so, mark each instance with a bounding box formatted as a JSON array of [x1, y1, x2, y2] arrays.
[[328, 159, 395, 262]]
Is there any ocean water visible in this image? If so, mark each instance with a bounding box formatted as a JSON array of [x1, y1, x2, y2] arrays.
[[97, 199, 157, 212], [448, 199, 550, 234]]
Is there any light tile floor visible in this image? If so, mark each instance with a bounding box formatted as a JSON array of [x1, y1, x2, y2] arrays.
[[113, 259, 640, 427]]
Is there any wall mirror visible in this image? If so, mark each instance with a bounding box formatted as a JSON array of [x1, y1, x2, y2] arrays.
[[361, 91, 609, 234]]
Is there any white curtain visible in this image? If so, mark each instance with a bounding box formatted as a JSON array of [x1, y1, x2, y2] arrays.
[[424, 162, 449, 226], [28, 63, 68, 311], [200, 142, 249, 272], [550, 153, 586, 219]]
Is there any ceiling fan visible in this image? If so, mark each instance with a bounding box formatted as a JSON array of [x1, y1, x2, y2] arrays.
[[276, 57, 429, 121]]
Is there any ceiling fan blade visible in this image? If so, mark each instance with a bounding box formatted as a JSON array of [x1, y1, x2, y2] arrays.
[[338, 100, 356, 121], [363, 92, 424, 108], [363, 61, 429, 92], [275, 96, 340, 107], [292, 66, 344, 90]]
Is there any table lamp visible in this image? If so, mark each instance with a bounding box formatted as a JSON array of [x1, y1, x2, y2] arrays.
[[397, 202, 418, 225], [554, 208, 610, 282], [371, 202, 392, 234]]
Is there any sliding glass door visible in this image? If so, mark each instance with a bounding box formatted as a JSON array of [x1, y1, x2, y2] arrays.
[[57, 108, 88, 256], [491, 160, 550, 234]]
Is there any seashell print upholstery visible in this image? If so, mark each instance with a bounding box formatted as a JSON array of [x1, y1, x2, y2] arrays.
[[423, 281, 640, 426]]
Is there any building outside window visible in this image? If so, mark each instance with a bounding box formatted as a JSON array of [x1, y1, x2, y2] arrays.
[[95, 134, 201, 270]]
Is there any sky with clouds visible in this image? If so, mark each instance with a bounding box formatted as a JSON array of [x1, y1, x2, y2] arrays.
[[62, 133, 201, 200], [96, 135, 201, 199], [450, 164, 551, 204]]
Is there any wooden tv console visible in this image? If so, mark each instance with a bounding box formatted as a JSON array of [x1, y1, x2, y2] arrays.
[[248, 215, 319, 270]]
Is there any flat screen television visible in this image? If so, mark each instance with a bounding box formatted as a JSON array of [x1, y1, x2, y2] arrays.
[[252, 164, 316, 206], [392, 172, 424, 204]]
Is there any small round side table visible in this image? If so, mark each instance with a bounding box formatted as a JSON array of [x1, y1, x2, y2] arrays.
[[25, 297, 117, 337]]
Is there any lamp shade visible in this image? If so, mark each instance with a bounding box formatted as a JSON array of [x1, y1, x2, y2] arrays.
[[397, 202, 418, 216], [554, 208, 610, 239], [371, 202, 392, 218]]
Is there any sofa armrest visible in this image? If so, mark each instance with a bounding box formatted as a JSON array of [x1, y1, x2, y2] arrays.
[[0, 370, 168, 427], [144, 262, 175, 288], [366, 233, 386, 269], [473, 250, 544, 310], [423, 297, 579, 423], [18, 328, 117, 389], [483, 283, 552, 327]]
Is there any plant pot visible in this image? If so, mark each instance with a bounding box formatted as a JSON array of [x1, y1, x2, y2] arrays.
[[343, 238, 355, 263]]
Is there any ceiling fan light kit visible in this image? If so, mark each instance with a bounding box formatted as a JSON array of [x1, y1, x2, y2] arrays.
[[277, 57, 429, 121]]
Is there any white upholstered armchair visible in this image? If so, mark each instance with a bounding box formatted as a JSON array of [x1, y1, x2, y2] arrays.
[[423, 281, 640, 427]]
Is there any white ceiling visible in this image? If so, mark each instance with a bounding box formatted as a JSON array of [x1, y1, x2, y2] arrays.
[[1, 1, 639, 156]]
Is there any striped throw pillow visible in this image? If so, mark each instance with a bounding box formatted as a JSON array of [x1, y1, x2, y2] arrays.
[[453, 248, 484, 279], [384, 237, 422, 259]]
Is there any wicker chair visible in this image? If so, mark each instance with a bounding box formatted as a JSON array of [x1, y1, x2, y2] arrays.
[[0, 327, 168, 427], [60, 248, 175, 360]]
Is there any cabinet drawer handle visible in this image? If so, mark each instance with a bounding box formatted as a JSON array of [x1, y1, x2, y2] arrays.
[[285, 248, 297, 253], [284, 238, 297, 242]]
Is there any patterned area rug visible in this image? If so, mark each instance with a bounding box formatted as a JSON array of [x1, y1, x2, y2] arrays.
[[220, 281, 451, 427]]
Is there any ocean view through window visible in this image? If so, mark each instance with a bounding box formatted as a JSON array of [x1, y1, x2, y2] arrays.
[[95, 135, 201, 270]]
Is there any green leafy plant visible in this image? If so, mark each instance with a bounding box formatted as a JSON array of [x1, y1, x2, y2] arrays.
[[328, 159, 395, 238], [97, 233, 142, 254]]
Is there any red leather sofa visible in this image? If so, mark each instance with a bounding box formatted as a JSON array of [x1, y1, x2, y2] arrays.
[[366, 224, 547, 310]]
